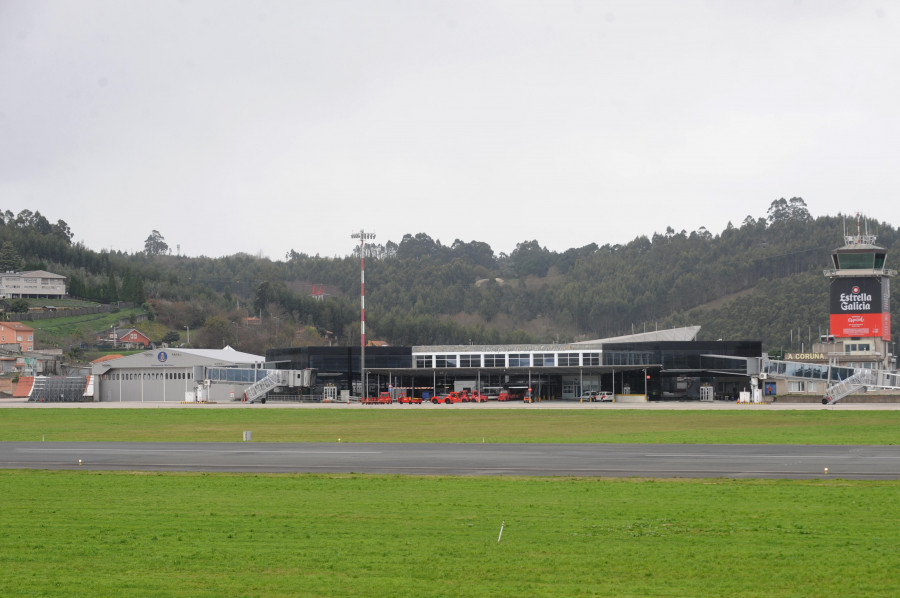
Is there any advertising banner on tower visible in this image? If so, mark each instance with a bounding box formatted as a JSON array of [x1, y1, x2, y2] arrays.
[[829, 277, 886, 338]]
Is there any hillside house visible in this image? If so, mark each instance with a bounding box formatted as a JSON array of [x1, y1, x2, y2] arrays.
[[0, 322, 34, 351], [0, 270, 66, 299], [98, 328, 152, 349]]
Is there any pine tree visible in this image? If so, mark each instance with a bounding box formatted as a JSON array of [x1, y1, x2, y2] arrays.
[[0, 241, 22, 272], [105, 271, 119, 303]]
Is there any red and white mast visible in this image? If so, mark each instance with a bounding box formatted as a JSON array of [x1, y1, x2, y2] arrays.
[[351, 229, 375, 396]]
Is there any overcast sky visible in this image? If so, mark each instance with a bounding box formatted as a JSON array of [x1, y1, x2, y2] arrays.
[[2, 1, 898, 260]]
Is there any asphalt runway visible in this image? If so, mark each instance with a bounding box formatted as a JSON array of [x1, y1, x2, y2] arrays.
[[2, 441, 898, 480]]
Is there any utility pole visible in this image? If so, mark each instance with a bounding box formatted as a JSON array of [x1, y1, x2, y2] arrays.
[[351, 230, 375, 397]]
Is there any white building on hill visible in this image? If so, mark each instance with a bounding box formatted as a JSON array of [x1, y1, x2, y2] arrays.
[[0, 270, 66, 299]]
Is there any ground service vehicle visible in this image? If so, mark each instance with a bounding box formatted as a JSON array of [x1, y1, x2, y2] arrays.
[[432, 391, 463, 404], [397, 394, 422, 404], [498, 388, 526, 401], [361, 392, 393, 405], [481, 387, 502, 401], [580, 391, 614, 402], [467, 390, 488, 403], [457, 390, 487, 403]]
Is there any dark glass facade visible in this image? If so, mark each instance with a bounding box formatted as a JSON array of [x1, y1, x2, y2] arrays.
[[266, 346, 412, 392], [604, 341, 760, 372], [268, 341, 762, 401]]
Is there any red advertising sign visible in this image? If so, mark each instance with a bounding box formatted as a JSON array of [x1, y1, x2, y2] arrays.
[[830, 313, 884, 338], [829, 277, 890, 340]]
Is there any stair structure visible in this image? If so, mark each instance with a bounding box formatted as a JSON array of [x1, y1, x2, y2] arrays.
[[241, 370, 290, 403], [824, 369, 872, 404]]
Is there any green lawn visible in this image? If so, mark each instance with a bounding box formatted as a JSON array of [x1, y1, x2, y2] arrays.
[[3, 409, 897, 596], [1, 408, 898, 444], [1, 470, 897, 597], [28, 307, 146, 347]]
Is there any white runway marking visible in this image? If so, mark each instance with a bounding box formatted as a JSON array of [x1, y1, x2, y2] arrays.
[[20, 448, 383, 455]]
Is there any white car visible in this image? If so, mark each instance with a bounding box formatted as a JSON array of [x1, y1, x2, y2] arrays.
[[580, 391, 614, 402]]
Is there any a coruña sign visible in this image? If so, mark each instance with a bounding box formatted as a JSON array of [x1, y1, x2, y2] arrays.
[[785, 353, 825, 361]]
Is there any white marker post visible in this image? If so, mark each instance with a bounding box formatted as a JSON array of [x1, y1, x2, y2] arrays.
[[498, 520, 505, 542]]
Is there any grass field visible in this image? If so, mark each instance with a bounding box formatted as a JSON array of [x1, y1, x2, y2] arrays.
[[1, 408, 898, 444], [2, 409, 897, 596], [29, 306, 146, 346], [1, 470, 897, 597]]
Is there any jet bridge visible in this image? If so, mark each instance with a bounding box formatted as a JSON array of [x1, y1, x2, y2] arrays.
[[760, 359, 900, 404], [823, 368, 900, 404], [239, 369, 317, 403]]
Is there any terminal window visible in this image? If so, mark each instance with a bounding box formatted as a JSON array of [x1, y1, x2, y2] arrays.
[[415, 355, 433, 368], [533, 353, 555, 366], [459, 354, 481, 367], [582, 352, 600, 366], [508, 353, 531, 367], [435, 355, 457, 368], [483, 354, 505, 367], [557, 353, 579, 366]]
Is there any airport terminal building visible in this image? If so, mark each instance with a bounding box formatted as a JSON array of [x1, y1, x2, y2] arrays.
[[267, 327, 762, 402]]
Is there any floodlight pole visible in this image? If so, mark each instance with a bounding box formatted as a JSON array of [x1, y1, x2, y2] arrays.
[[351, 230, 375, 397]]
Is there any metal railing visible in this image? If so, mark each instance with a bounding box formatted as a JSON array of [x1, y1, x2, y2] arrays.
[[241, 370, 289, 402], [824, 369, 878, 404]]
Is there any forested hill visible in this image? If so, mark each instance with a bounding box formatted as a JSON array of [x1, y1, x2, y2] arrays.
[[1, 199, 897, 355]]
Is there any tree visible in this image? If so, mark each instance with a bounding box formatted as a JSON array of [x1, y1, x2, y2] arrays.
[[787, 197, 812, 222], [51, 220, 74, 244], [120, 270, 146, 303], [161, 331, 181, 345], [9, 298, 29, 313], [144, 230, 169, 255], [68, 273, 86, 298], [509, 240, 552, 277], [105, 271, 119, 303], [0, 241, 22, 272], [451, 239, 496, 269], [202, 315, 236, 348], [767, 197, 811, 224]]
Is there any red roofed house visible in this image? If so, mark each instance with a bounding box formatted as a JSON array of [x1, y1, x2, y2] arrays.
[[0, 322, 34, 351], [97, 328, 152, 349]]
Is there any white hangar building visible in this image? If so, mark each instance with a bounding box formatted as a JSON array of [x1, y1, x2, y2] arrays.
[[92, 347, 266, 402]]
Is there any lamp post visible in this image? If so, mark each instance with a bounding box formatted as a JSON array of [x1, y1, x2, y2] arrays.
[[183, 325, 190, 345], [351, 229, 375, 397]]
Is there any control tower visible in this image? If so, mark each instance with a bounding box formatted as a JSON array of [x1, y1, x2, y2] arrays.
[[821, 215, 896, 369]]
